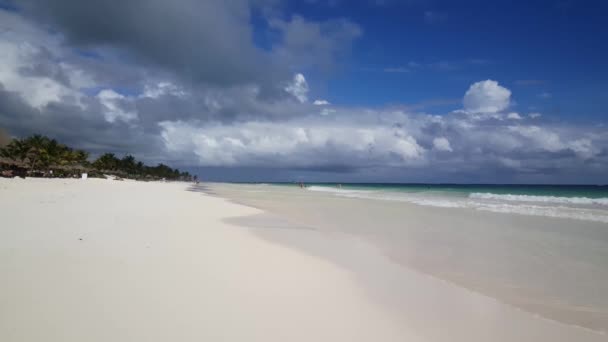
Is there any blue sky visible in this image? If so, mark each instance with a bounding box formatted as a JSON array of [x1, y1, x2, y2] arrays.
[[278, 0, 608, 120], [0, 0, 607, 183]]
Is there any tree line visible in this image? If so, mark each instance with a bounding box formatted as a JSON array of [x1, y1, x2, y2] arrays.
[[0, 134, 195, 181]]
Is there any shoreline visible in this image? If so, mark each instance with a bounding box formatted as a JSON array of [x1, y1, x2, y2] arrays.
[[205, 182, 608, 335], [1, 178, 606, 341]]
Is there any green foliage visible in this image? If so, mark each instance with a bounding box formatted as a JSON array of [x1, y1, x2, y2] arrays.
[[92, 152, 193, 181], [0, 134, 88, 172], [92, 153, 119, 171], [0, 134, 194, 181]]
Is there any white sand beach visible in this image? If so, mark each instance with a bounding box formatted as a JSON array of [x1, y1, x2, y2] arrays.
[[1, 178, 606, 341]]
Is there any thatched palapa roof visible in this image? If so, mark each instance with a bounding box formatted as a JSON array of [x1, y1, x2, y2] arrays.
[[0, 157, 25, 168]]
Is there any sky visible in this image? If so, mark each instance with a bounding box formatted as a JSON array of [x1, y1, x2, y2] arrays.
[[0, 0, 607, 183]]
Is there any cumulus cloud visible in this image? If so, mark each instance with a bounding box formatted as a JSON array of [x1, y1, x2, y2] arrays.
[[269, 15, 362, 70], [463, 80, 511, 114], [432, 137, 453, 152], [154, 102, 607, 181], [568, 138, 595, 159], [285, 73, 309, 103], [17, 0, 285, 90], [0, 12, 90, 109], [159, 117, 426, 168], [506, 112, 522, 120], [507, 125, 563, 152], [97, 89, 137, 123], [141, 82, 187, 99], [0, 6, 607, 183]]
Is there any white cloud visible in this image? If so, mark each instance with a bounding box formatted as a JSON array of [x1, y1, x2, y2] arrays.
[[156, 106, 606, 176], [568, 138, 596, 159], [159, 118, 426, 168], [0, 40, 84, 109], [0, 11, 95, 110], [270, 16, 362, 71], [157, 104, 607, 173], [508, 125, 564, 152], [141, 82, 187, 99], [97, 89, 138, 123], [463, 80, 511, 114], [506, 112, 522, 120], [285, 73, 309, 103], [432, 137, 453, 152], [1, 5, 606, 182], [320, 108, 336, 116]]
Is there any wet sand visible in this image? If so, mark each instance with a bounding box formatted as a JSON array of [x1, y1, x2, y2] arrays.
[[208, 182, 608, 335]]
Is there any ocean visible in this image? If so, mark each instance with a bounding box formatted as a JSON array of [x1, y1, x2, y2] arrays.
[[210, 182, 608, 333], [295, 183, 608, 223]]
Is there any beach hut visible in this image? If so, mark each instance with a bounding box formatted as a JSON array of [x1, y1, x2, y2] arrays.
[[49, 164, 91, 178], [0, 157, 27, 178]]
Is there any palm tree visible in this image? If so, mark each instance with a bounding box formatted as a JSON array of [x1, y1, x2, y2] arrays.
[[93, 153, 119, 171], [2, 134, 194, 181], [121, 155, 136, 175], [1, 138, 29, 167], [0, 135, 91, 175]]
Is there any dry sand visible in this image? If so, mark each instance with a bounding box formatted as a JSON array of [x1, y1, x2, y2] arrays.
[[0, 178, 605, 341]]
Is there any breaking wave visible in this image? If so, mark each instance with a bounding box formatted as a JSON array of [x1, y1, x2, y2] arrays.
[[306, 186, 608, 223], [469, 193, 608, 206]]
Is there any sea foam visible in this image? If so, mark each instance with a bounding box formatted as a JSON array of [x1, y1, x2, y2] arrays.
[[469, 193, 608, 206], [305, 186, 608, 223]]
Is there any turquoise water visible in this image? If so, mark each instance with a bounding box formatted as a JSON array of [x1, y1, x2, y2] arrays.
[[297, 183, 608, 198], [214, 182, 608, 332], [256, 183, 608, 223]]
